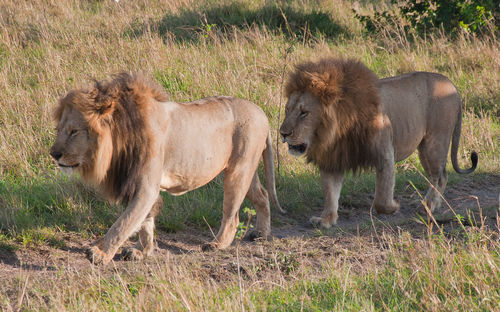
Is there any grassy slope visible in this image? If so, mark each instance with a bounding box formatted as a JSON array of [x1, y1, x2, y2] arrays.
[[0, 0, 498, 310]]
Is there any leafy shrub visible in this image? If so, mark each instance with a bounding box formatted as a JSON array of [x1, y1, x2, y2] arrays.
[[354, 0, 498, 36]]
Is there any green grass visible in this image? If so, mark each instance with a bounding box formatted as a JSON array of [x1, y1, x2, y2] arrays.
[[0, 175, 119, 240]]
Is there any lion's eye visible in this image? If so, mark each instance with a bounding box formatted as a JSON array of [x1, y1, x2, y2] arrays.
[[300, 111, 309, 118], [69, 129, 78, 137]]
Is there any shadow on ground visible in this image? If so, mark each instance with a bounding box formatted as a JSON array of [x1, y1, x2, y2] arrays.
[[0, 176, 117, 236], [125, 2, 346, 43], [0, 168, 498, 273], [270, 171, 500, 240]]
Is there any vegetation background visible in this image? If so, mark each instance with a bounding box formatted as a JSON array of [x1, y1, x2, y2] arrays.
[[0, 0, 498, 310]]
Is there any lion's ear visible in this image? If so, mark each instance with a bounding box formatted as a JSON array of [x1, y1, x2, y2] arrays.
[[304, 71, 327, 91], [88, 84, 117, 122], [305, 71, 341, 103]]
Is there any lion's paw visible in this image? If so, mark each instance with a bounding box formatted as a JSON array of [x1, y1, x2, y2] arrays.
[[201, 242, 217, 252], [309, 216, 334, 229], [373, 200, 400, 215], [246, 230, 270, 241], [121, 247, 145, 261], [86, 246, 112, 265]]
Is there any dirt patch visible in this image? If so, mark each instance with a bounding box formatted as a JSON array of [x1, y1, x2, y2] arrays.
[[0, 174, 498, 283]]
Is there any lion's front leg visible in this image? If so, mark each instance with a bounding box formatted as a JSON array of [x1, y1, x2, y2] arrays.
[[87, 185, 160, 265], [310, 170, 344, 229], [372, 146, 399, 214], [122, 195, 162, 261]]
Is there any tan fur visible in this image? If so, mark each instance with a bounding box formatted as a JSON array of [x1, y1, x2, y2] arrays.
[[280, 58, 477, 228], [50, 73, 284, 265]]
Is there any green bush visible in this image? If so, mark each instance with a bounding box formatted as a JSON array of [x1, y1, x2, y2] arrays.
[[354, 0, 498, 36]]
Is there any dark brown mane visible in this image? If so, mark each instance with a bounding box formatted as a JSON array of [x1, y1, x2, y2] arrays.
[[55, 73, 168, 203], [285, 58, 383, 173]]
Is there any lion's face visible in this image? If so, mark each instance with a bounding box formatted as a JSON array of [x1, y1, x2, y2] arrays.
[[50, 106, 93, 176], [280, 91, 322, 156]]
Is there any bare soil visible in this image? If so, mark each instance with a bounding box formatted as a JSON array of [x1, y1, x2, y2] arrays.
[[0, 175, 498, 283]]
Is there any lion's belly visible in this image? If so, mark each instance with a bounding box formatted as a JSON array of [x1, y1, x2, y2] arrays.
[[160, 144, 232, 195], [160, 171, 220, 196], [379, 79, 427, 162], [387, 114, 426, 162]]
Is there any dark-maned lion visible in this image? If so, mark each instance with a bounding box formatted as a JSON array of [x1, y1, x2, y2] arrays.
[[50, 73, 284, 264], [279, 58, 477, 228]]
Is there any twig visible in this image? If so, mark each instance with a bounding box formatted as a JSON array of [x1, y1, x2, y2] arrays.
[[275, 4, 297, 174], [236, 244, 244, 312], [469, 195, 484, 229], [276, 44, 293, 174], [202, 216, 217, 241], [341, 265, 352, 310], [17, 274, 29, 311], [235, 210, 254, 312]]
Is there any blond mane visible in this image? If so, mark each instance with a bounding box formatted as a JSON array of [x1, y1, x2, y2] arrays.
[[285, 58, 383, 173], [54, 73, 169, 203]]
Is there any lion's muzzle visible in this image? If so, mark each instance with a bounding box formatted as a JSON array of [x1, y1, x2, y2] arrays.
[[287, 143, 307, 156]]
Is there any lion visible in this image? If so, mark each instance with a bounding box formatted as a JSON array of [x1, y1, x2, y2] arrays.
[[49, 73, 285, 265], [279, 58, 477, 228]]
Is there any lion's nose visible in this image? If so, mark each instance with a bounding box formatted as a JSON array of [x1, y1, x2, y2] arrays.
[[280, 128, 292, 142], [50, 149, 62, 161]]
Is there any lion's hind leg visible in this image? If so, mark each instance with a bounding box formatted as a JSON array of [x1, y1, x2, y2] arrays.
[[245, 172, 271, 241], [418, 141, 449, 213], [122, 195, 162, 261], [202, 158, 260, 251]]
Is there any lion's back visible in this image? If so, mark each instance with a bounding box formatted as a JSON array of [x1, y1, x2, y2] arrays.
[[379, 72, 461, 161], [191, 96, 270, 135]]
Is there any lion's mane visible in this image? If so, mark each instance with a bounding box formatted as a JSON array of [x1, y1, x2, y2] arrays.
[[54, 73, 168, 203], [285, 58, 383, 173]]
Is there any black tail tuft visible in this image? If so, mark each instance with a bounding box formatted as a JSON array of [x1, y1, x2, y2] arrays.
[[470, 151, 478, 170]]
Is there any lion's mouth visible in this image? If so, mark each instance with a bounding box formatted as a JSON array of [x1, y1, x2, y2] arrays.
[[288, 143, 308, 155], [58, 163, 80, 168]]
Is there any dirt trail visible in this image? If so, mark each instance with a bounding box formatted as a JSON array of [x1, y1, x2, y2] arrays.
[[0, 175, 498, 279]]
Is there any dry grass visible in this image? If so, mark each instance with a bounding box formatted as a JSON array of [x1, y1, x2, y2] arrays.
[[0, 0, 499, 310], [0, 0, 497, 177], [1, 229, 498, 311]]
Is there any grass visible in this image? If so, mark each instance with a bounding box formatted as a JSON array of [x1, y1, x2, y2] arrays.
[[0, 0, 499, 310], [1, 230, 498, 311]]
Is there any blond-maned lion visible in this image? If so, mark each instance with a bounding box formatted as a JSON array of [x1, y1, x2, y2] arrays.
[[280, 58, 477, 228], [50, 73, 285, 264]]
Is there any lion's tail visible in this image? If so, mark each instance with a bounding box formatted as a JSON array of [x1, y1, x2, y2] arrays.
[[263, 133, 286, 214], [450, 100, 478, 174]]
